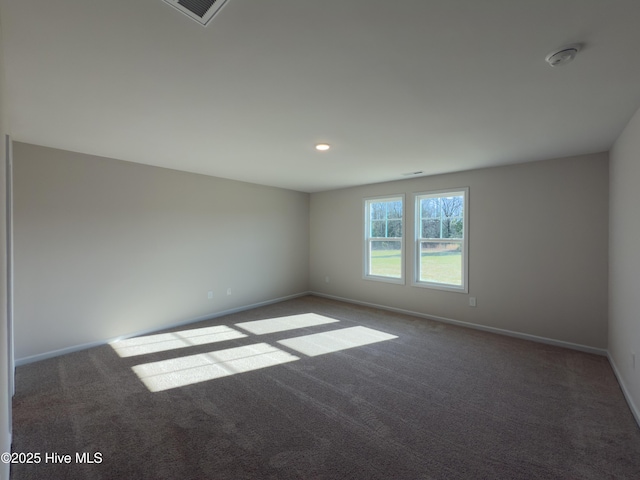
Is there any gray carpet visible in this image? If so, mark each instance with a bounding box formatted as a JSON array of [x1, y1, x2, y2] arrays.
[[11, 296, 640, 479]]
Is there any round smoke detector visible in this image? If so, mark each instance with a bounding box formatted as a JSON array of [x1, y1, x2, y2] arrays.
[[545, 44, 581, 67]]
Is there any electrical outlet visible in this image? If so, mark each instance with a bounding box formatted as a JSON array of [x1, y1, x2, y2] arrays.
[[207, 291, 213, 300], [469, 297, 477, 307], [227, 288, 232, 296], [325, 276, 330, 284]]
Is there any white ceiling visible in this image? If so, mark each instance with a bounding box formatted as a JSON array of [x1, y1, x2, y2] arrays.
[[2, 0, 640, 192]]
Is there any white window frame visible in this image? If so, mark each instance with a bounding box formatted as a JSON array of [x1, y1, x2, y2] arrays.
[[413, 187, 469, 293], [363, 194, 405, 284]]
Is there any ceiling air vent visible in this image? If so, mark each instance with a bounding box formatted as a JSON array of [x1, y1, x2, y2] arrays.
[[163, 0, 229, 26]]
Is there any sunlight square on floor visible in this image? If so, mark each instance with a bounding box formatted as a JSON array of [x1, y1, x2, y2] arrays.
[[132, 343, 300, 392], [110, 325, 247, 357], [234, 313, 339, 335]]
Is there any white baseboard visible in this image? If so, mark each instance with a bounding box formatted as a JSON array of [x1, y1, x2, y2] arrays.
[[15, 291, 311, 366], [607, 353, 640, 429], [310, 291, 608, 356]]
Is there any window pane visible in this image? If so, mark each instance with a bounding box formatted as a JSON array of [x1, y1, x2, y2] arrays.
[[387, 220, 402, 238], [387, 201, 402, 219], [419, 240, 462, 285], [442, 196, 464, 216], [447, 217, 463, 238], [421, 198, 439, 218], [370, 240, 402, 278], [371, 203, 386, 220], [371, 220, 386, 237], [422, 219, 440, 238]]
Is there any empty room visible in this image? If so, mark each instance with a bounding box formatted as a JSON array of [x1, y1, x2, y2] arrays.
[[1, 1, 640, 479]]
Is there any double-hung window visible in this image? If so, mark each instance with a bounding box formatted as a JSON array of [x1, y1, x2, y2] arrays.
[[364, 196, 404, 283], [414, 188, 468, 292]]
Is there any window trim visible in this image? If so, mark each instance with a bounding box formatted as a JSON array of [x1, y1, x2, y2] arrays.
[[363, 194, 405, 285], [412, 187, 469, 293]]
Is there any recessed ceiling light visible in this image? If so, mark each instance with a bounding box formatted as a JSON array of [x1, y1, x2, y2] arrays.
[[315, 143, 331, 151]]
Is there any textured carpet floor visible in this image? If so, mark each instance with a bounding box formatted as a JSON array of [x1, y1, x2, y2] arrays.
[[11, 296, 640, 479]]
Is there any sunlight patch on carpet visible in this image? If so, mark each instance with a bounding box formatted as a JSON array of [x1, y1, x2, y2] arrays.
[[235, 313, 339, 335], [132, 343, 300, 392], [277, 326, 398, 357], [110, 325, 247, 357]]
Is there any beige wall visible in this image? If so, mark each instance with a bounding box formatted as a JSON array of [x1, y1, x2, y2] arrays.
[[0, 12, 11, 479], [13, 143, 310, 361], [609, 105, 640, 422], [310, 153, 609, 349]]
